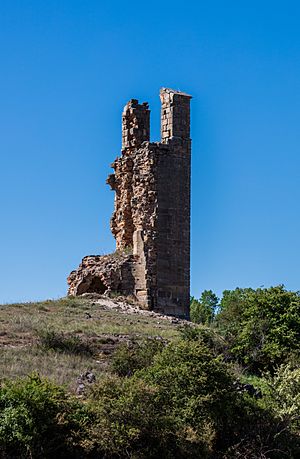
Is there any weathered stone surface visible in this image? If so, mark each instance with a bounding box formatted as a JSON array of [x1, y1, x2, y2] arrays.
[[67, 252, 134, 296], [68, 88, 192, 319]]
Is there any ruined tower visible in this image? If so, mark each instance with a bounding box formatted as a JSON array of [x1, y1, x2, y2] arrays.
[[68, 88, 191, 319]]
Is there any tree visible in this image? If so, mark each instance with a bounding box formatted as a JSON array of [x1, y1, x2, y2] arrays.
[[190, 290, 219, 325], [216, 285, 300, 373]]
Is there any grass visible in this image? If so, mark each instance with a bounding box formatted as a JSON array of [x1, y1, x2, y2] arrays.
[[0, 347, 98, 390], [37, 329, 94, 355], [0, 296, 181, 391]]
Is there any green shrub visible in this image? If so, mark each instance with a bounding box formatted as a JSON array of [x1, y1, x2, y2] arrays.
[[83, 339, 238, 458], [179, 324, 228, 358], [137, 339, 300, 458], [138, 339, 237, 455], [1, 345, 299, 458], [111, 338, 164, 377], [0, 373, 89, 458], [87, 375, 177, 458], [37, 329, 93, 356], [259, 364, 300, 432]]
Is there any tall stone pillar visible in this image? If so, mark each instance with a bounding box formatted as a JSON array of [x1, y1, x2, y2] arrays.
[[154, 88, 192, 318], [160, 88, 191, 141]]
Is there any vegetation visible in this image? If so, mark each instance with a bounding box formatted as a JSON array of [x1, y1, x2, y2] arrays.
[[0, 373, 88, 458], [37, 329, 94, 356], [111, 338, 164, 376], [0, 296, 177, 387], [216, 285, 300, 373], [1, 286, 300, 457], [190, 290, 219, 325]]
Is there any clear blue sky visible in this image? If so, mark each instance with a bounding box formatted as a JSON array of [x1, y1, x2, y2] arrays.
[[1, 0, 300, 303]]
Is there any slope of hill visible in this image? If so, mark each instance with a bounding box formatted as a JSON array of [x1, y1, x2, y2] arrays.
[[1, 290, 300, 458], [0, 295, 183, 390]]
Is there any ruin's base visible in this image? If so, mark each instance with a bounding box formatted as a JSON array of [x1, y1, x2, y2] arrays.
[[67, 252, 135, 297], [67, 252, 190, 319]]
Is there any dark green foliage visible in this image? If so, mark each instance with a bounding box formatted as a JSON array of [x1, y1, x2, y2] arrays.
[[1, 343, 299, 458], [222, 404, 300, 459], [216, 285, 300, 373], [190, 290, 219, 324], [111, 338, 164, 376], [0, 373, 89, 459], [225, 364, 300, 458], [3, 286, 300, 458], [138, 339, 237, 456], [87, 376, 177, 458], [90, 339, 240, 458], [38, 329, 94, 356], [179, 324, 228, 358]]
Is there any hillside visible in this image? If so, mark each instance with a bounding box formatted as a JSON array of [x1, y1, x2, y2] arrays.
[[1, 287, 300, 458], [0, 294, 184, 391]]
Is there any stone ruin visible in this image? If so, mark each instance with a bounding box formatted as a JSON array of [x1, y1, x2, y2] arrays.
[[67, 88, 192, 318]]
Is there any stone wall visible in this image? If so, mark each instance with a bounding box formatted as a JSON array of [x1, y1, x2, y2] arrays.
[[68, 88, 191, 319], [160, 88, 191, 141]]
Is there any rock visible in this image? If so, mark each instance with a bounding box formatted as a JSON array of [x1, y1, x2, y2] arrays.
[[76, 370, 96, 396], [76, 383, 85, 396], [233, 381, 262, 399]]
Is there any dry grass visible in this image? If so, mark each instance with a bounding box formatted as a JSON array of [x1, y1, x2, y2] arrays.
[[0, 347, 99, 391], [0, 296, 181, 391]]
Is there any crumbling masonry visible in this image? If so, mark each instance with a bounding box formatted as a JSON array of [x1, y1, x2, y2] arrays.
[[68, 88, 191, 318]]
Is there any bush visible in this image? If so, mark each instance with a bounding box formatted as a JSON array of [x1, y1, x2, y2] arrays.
[[37, 329, 93, 356], [0, 373, 89, 458], [137, 338, 300, 458], [259, 364, 300, 432], [88, 339, 235, 458], [1, 344, 299, 458], [88, 376, 177, 458], [93, 338, 300, 458], [111, 338, 164, 377], [138, 339, 238, 455], [179, 324, 228, 358]]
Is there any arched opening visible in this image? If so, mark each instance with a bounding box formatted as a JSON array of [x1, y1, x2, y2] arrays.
[[76, 275, 106, 295]]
